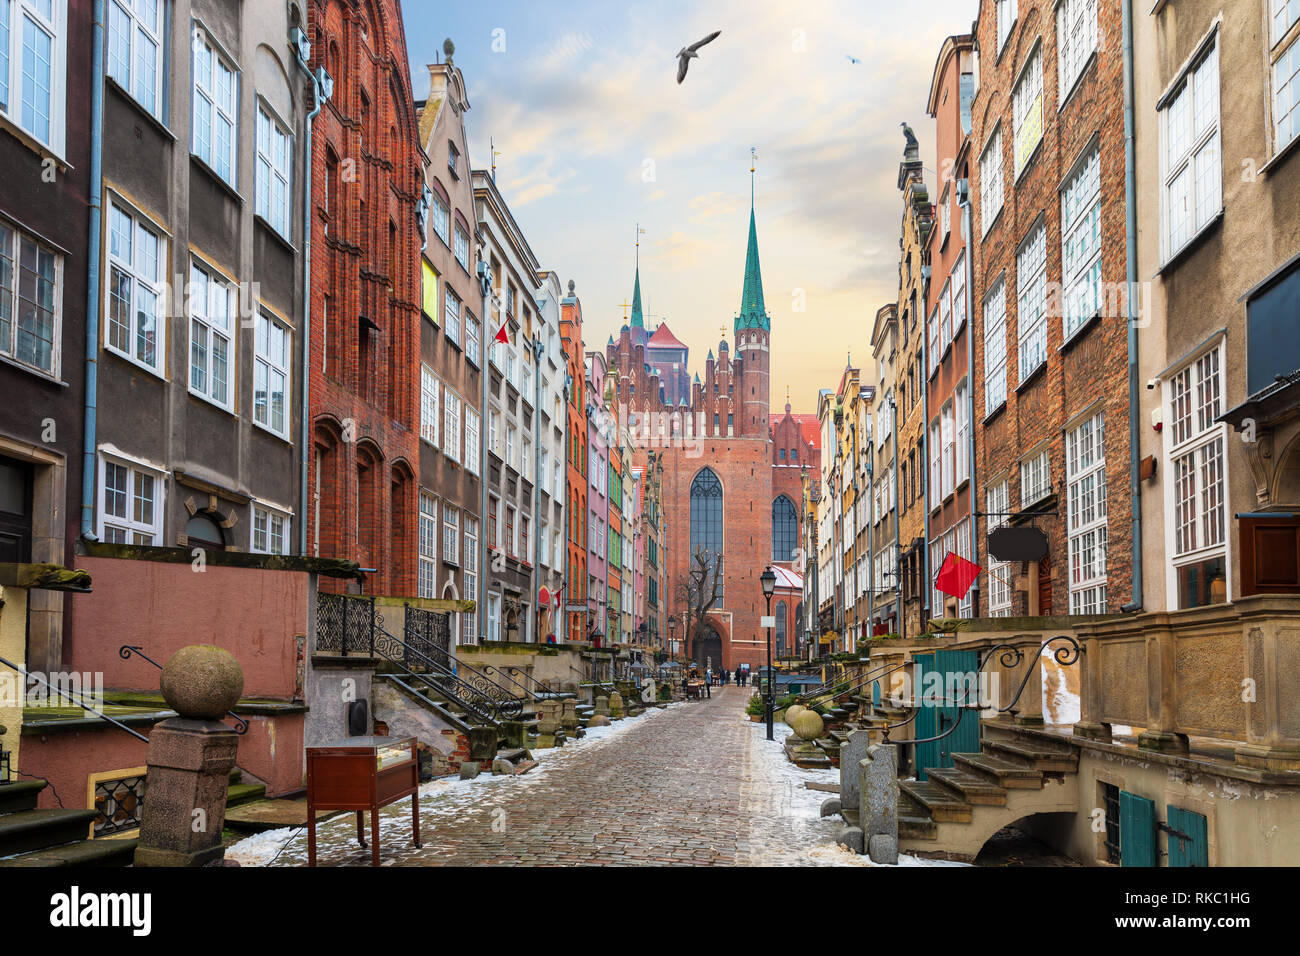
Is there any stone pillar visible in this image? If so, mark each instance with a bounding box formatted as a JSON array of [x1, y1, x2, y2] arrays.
[[537, 699, 562, 735], [1237, 604, 1300, 772], [1138, 625, 1188, 754], [594, 695, 610, 717], [1073, 632, 1112, 742], [560, 699, 579, 732], [838, 730, 870, 813], [859, 743, 899, 864], [608, 691, 624, 719], [1014, 640, 1045, 727], [134, 645, 244, 867]]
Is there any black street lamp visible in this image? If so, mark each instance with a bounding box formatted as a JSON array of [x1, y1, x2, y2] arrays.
[[760, 565, 777, 741]]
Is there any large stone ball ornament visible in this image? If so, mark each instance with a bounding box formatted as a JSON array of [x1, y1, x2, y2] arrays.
[[159, 645, 244, 719], [784, 703, 807, 727], [791, 709, 825, 741]]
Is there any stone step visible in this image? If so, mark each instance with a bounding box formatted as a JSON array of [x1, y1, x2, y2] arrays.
[[0, 780, 47, 814], [0, 809, 100, 858], [495, 747, 529, 763], [897, 792, 937, 841], [926, 767, 1008, 806], [0, 836, 139, 867], [982, 739, 1079, 773], [952, 752, 1045, 789], [226, 782, 266, 808], [899, 779, 972, 823]]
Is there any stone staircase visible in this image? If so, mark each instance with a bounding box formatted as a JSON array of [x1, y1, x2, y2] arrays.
[[897, 724, 1081, 861], [0, 780, 137, 867]]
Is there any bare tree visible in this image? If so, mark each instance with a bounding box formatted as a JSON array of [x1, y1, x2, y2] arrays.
[[675, 547, 724, 663]]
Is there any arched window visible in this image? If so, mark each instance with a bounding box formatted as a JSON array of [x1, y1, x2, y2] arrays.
[[772, 494, 798, 562], [689, 468, 723, 557], [186, 512, 225, 550], [775, 600, 787, 655]]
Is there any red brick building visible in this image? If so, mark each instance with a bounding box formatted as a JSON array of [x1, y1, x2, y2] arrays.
[[604, 197, 819, 670], [560, 283, 589, 641], [969, 0, 1132, 616], [306, 0, 425, 597]]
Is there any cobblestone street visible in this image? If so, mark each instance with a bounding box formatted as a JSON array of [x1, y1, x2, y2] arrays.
[[230, 687, 868, 867]]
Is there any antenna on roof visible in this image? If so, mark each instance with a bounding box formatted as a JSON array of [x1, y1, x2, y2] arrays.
[[490, 136, 500, 180]]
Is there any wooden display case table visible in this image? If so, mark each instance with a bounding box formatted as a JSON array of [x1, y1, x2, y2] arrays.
[[306, 736, 421, 866]]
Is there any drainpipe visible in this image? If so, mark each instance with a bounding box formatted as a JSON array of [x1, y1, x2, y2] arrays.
[[962, 181, 979, 617], [80, 0, 106, 539], [1121, 0, 1144, 613], [532, 333, 543, 640], [849, 421, 858, 651], [921, 327, 931, 630], [294, 38, 330, 554], [891, 395, 903, 638], [865, 434, 874, 641], [477, 262, 492, 639]]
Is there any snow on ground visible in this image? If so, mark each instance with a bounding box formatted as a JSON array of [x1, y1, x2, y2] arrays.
[[226, 704, 671, 867]]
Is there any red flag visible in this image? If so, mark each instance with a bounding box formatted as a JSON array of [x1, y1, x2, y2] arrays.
[[934, 551, 981, 599], [493, 318, 510, 345]]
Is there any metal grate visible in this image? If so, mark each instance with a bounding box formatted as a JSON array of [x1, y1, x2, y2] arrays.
[[1101, 782, 1121, 864], [94, 775, 146, 837], [404, 605, 450, 672]]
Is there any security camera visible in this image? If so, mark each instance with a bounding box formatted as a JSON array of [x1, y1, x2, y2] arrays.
[[1146, 378, 1158, 390]]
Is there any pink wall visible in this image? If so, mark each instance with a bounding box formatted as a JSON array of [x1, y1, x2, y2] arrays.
[[67, 556, 310, 699]]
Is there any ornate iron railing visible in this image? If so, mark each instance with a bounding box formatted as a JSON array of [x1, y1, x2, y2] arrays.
[[501, 666, 560, 698], [315, 592, 376, 656], [791, 657, 908, 707], [119, 645, 249, 734], [403, 603, 450, 672], [372, 624, 523, 724], [475, 663, 543, 702]]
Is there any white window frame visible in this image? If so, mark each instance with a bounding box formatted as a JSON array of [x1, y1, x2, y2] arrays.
[[1011, 44, 1043, 180], [462, 515, 478, 643], [951, 251, 967, 335], [255, 100, 292, 238], [418, 490, 437, 598], [443, 386, 462, 464], [955, 378, 970, 487], [107, 0, 163, 120], [464, 312, 480, 367], [1066, 412, 1107, 614], [464, 405, 480, 476], [1271, 1, 1300, 153], [1020, 449, 1051, 506], [443, 287, 461, 347], [997, 0, 1018, 55], [0, 0, 67, 154], [420, 364, 439, 447], [1061, 142, 1102, 340], [0, 214, 62, 377], [1016, 220, 1048, 382], [105, 198, 165, 375], [986, 481, 1013, 616], [431, 192, 450, 247], [980, 124, 1004, 236], [1162, 342, 1229, 607], [98, 450, 164, 545], [1159, 34, 1221, 263], [940, 400, 955, 500], [983, 276, 1008, 413], [1057, 0, 1098, 104], [187, 260, 234, 411], [253, 310, 290, 438], [454, 222, 469, 272], [191, 23, 238, 185], [443, 504, 459, 566], [251, 502, 290, 555]]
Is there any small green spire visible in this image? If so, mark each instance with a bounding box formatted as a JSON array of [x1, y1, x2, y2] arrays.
[[735, 205, 769, 332], [630, 264, 644, 328]]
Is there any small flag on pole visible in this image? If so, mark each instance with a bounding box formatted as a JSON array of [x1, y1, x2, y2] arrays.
[[493, 318, 510, 345], [934, 552, 982, 599]]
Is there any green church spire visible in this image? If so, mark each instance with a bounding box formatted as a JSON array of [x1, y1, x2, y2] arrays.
[[630, 263, 644, 329], [735, 197, 769, 333]]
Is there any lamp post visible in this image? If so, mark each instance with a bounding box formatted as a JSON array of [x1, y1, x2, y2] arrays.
[[668, 614, 678, 660], [761, 565, 777, 741]]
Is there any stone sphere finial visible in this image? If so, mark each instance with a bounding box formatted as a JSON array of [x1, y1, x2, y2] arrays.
[[791, 709, 825, 741], [443, 38, 455, 58], [160, 645, 244, 719], [568, 279, 575, 294]]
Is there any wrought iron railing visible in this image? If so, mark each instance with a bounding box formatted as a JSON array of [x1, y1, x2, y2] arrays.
[[119, 645, 249, 734], [501, 666, 561, 699], [0, 655, 148, 742], [791, 657, 909, 708], [315, 592, 376, 656], [403, 603, 450, 672], [372, 624, 523, 724]]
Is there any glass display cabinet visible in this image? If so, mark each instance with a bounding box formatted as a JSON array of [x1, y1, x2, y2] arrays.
[[306, 735, 421, 866]]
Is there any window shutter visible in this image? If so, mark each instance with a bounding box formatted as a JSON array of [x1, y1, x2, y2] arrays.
[[1166, 805, 1209, 867], [1119, 790, 1156, 866]]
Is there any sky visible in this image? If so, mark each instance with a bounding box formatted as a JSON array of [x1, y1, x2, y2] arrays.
[[402, 0, 979, 413]]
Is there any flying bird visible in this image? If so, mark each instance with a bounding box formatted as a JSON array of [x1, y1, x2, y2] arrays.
[[676, 30, 722, 84], [845, 53, 861, 64]]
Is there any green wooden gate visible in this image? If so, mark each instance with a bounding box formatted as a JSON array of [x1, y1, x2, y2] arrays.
[[1166, 805, 1209, 867], [913, 649, 981, 781], [1120, 791, 1156, 866]]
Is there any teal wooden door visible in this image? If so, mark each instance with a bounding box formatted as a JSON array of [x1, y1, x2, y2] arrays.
[[871, 679, 881, 708], [1166, 806, 1209, 867], [913, 653, 936, 780], [1120, 791, 1157, 866], [912, 650, 979, 781]]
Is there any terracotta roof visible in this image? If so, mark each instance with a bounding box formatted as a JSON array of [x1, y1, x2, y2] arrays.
[[646, 322, 687, 350], [770, 412, 821, 451]]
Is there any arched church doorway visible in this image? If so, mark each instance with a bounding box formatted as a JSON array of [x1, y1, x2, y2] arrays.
[[692, 625, 722, 672]]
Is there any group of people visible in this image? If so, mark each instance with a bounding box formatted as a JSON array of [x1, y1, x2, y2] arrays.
[[702, 665, 750, 687]]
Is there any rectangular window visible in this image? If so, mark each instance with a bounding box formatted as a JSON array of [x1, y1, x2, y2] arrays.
[[1272, 1, 1300, 151], [522, 438, 531, 477], [431, 193, 449, 247], [505, 505, 516, 556], [951, 251, 967, 334], [254, 312, 289, 436], [939, 279, 952, 349], [927, 304, 940, 375], [520, 514, 529, 562], [420, 365, 439, 446], [188, 262, 233, 409], [987, 481, 1013, 616], [443, 387, 461, 463], [1057, 0, 1097, 100], [0, 216, 60, 375], [1, 0, 65, 152], [980, 125, 1004, 233], [1067, 413, 1107, 614], [1012, 47, 1043, 178], [443, 504, 459, 565], [464, 406, 479, 475], [251, 504, 288, 555], [1061, 144, 1102, 339], [1161, 38, 1220, 260], [418, 491, 437, 598], [454, 223, 469, 271], [99, 453, 163, 544], [255, 102, 292, 237], [464, 312, 480, 366], [983, 278, 1008, 412], [929, 419, 942, 506], [1021, 449, 1050, 506], [462, 516, 478, 643], [106, 201, 163, 372], [488, 494, 499, 550], [941, 401, 955, 499], [1016, 222, 1048, 381], [506, 424, 516, 470], [997, 0, 1017, 54], [955, 379, 970, 486], [108, 0, 162, 118], [192, 26, 237, 184], [1166, 345, 1228, 607], [443, 288, 461, 347]]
